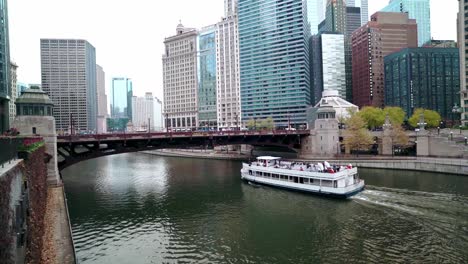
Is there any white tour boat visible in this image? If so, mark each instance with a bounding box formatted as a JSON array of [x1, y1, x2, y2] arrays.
[[241, 156, 364, 198]]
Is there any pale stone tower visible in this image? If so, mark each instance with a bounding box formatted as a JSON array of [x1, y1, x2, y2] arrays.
[[12, 86, 60, 185]]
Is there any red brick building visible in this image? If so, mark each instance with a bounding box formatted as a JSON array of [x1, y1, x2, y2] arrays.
[[351, 12, 417, 108]]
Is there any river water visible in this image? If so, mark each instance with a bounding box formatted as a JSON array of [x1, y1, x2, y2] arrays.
[[62, 153, 468, 263]]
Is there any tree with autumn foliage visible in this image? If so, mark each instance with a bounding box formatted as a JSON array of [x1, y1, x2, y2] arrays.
[[343, 113, 374, 155]]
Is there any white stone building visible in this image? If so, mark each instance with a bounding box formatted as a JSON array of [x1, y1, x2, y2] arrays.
[[216, 0, 241, 129], [154, 97, 163, 131], [132, 93, 155, 131], [9, 61, 17, 126], [163, 23, 198, 131]]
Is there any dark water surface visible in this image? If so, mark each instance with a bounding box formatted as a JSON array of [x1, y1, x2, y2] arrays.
[[62, 153, 468, 263]]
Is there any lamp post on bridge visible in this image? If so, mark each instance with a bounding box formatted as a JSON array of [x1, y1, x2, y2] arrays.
[[452, 103, 462, 128]]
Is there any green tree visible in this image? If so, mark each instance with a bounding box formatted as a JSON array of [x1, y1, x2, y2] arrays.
[[263, 117, 275, 130], [383, 106, 406, 126], [408, 109, 441, 128], [343, 113, 374, 155], [246, 119, 256, 130], [358, 106, 385, 129]]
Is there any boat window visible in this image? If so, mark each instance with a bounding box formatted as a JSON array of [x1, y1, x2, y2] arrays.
[[257, 171, 263, 176], [249, 170, 252, 175], [264, 173, 271, 177], [272, 174, 278, 178]]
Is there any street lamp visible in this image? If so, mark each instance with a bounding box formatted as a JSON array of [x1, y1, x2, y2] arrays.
[[437, 126, 440, 135], [450, 131, 453, 141], [465, 137, 467, 146], [460, 125, 462, 135], [452, 103, 462, 127]]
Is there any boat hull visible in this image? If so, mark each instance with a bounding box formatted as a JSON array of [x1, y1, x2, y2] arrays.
[[241, 172, 365, 199]]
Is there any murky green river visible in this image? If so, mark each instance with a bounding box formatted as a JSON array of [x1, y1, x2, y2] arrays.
[[62, 153, 468, 263]]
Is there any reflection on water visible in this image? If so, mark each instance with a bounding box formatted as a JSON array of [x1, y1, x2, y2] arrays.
[[63, 154, 468, 263]]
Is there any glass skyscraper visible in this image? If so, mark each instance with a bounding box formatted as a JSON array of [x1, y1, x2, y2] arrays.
[[381, 0, 431, 47], [197, 26, 217, 128], [0, 0, 10, 133], [384, 48, 459, 122], [238, 0, 311, 127], [111, 77, 133, 119]]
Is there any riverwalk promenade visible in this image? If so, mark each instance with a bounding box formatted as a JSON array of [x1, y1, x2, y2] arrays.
[[144, 149, 468, 176]]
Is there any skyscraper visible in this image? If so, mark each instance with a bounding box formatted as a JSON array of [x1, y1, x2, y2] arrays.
[[163, 23, 198, 131], [459, 0, 468, 126], [216, 0, 241, 129], [359, 0, 368, 26], [320, 0, 347, 34], [110, 77, 132, 119], [351, 12, 417, 108], [385, 48, 460, 122], [238, 0, 312, 127], [9, 61, 16, 126], [40, 39, 97, 132], [96, 65, 107, 133], [381, 0, 431, 47], [132, 93, 154, 130], [321, 34, 346, 98], [0, 0, 10, 133], [308, 0, 325, 34], [198, 25, 217, 129], [345, 6, 361, 103]]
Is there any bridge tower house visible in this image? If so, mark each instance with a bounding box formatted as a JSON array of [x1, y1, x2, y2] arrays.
[[12, 86, 60, 185]]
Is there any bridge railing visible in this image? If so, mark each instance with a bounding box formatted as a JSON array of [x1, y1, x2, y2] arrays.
[[57, 129, 311, 141]]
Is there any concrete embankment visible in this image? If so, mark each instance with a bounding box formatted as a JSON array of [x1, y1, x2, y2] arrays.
[[144, 150, 468, 176]]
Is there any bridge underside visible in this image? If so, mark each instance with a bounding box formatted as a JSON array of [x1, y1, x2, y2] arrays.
[[56, 134, 305, 171]]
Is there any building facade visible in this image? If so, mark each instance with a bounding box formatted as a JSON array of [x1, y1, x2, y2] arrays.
[[40, 39, 97, 132], [96, 65, 107, 133], [163, 23, 198, 131], [308, 0, 325, 34], [0, 0, 10, 133], [132, 93, 154, 131], [238, 0, 312, 127], [351, 12, 417, 108], [9, 61, 16, 126], [381, 0, 431, 47], [384, 48, 460, 122], [322, 34, 346, 99], [319, 0, 347, 34], [216, 0, 241, 129], [110, 77, 132, 118], [198, 26, 217, 129], [345, 6, 361, 103], [154, 97, 163, 131], [459, 0, 468, 126], [17, 82, 29, 97]]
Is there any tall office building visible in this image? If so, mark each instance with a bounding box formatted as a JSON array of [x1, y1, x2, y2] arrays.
[[459, 0, 468, 126], [311, 33, 346, 102], [351, 12, 417, 108], [110, 77, 132, 118], [381, 0, 430, 47], [385, 48, 460, 122], [198, 25, 217, 128], [163, 23, 198, 130], [238, 0, 312, 127], [96, 65, 107, 133], [9, 61, 16, 125], [216, 0, 241, 129], [40, 39, 97, 132], [322, 34, 346, 98], [0, 0, 10, 133], [132, 92, 154, 130], [154, 97, 163, 131], [359, 0, 368, 26], [345, 6, 361, 103], [319, 0, 347, 34], [308, 0, 325, 34]]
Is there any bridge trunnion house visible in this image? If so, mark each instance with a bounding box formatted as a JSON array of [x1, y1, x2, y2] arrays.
[[12, 86, 60, 185]]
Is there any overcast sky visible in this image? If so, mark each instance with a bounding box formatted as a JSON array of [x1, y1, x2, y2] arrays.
[[9, 0, 458, 100]]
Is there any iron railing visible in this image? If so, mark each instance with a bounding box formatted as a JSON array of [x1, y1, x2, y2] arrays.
[[0, 137, 22, 168]]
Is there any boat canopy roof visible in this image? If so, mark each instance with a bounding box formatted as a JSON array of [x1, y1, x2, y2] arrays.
[[256, 156, 281, 161]]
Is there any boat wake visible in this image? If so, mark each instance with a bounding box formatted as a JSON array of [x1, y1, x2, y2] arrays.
[[352, 186, 468, 240]]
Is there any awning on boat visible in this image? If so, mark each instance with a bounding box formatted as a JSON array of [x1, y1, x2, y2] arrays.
[[256, 156, 281, 161]]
